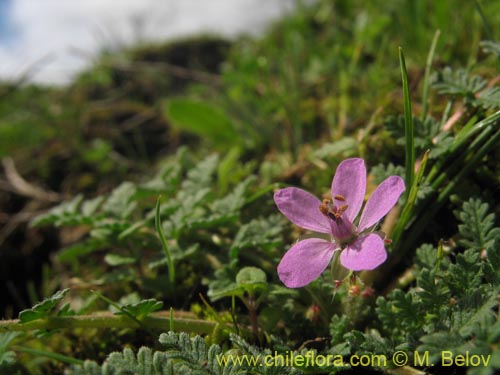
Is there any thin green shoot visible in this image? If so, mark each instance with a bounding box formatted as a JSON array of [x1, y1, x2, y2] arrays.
[[421, 30, 441, 122], [14, 345, 84, 365], [399, 47, 415, 193], [155, 196, 176, 287], [474, 0, 494, 41], [392, 150, 430, 247]]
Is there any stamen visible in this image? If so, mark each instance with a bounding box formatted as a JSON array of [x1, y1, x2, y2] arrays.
[[338, 204, 348, 214], [319, 199, 331, 216], [334, 194, 345, 201]]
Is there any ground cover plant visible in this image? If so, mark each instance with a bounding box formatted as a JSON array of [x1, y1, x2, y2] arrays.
[[1, 0, 500, 374]]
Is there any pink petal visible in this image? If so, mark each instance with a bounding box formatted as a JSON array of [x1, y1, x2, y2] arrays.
[[331, 158, 366, 222], [274, 188, 331, 234], [278, 238, 337, 288], [358, 176, 405, 231], [340, 233, 387, 271]]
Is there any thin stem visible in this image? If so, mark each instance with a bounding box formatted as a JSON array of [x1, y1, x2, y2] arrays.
[[0, 312, 217, 334], [14, 346, 84, 365], [399, 47, 415, 192], [421, 30, 441, 122], [473, 0, 494, 41], [155, 196, 175, 286]]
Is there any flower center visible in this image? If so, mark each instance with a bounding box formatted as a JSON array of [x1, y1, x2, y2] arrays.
[[319, 197, 356, 245]]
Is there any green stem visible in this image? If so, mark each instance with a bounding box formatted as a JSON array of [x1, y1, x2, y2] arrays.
[[155, 196, 176, 286], [421, 30, 441, 122], [399, 47, 415, 192], [14, 346, 84, 365], [0, 313, 217, 334], [391, 150, 430, 247], [473, 0, 494, 41], [400, 126, 500, 255]]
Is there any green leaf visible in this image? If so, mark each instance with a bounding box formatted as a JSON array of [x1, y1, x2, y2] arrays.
[[418, 331, 466, 362], [57, 238, 107, 263], [102, 182, 137, 218], [180, 154, 219, 195], [475, 86, 500, 110], [454, 289, 498, 337], [236, 267, 267, 286], [416, 269, 450, 309], [433, 67, 487, 99], [0, 332, 19, 365], [104, 254, 137, 266], [447, 250, 482, 295], [481, 40, 500, 57], [484, 239, 500, 284], [455, 198, 500, 252], [19, 289, 70, 323], [163, 99, 241, 149], [115, 299, 164, 319], [229, 215, 283, 259]]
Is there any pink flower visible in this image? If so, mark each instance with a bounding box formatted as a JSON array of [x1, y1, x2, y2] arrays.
[[274, 158, 405, 288]]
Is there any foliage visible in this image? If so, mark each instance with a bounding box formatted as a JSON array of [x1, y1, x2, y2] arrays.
[[339, 198, 500, 374], [1, 0, 500, 374], [19, 289, 72, 323], [65, 331, 312, 375]]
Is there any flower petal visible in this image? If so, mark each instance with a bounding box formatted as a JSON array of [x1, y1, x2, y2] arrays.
[[278, 238, 337, 288], [274, 187, 331, 234], [331, 158, 366, 222], [358, 176, 405, 231], [340, 233, 387, 271]]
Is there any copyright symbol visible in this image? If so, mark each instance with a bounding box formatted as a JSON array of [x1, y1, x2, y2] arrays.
[[392, 351, 408, 366]]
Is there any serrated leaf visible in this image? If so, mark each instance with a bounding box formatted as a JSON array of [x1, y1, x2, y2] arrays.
[[31, 195, 85, 227], [212, 176, 256, 215], [475, 86, 500, 109], [416, 269, 450, 309], [229, 215, 283, 259], [447, 250, 482, 295], [418, 331, 466, 362], [115, 299, 163, 319], [481, 40, 500, 57], [19, 289, 70, 323], [433, 67, 487, 98], [455, 198, 500, 252], [102, 182, 137, 218], [180, 154, 219, 195], [484, 239, 500, 284], [454, 290, 498, 337]]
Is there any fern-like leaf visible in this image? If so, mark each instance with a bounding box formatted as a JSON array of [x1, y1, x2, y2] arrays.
[[455, 198, 500, 252], [433, 68, 487, 98]]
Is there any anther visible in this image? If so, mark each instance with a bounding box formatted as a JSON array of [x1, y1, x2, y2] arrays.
[[338, 204, 348, 214], [334, 194, 345, 201], [319, 204, 329, 216]]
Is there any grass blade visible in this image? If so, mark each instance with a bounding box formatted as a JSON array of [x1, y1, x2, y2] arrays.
[[421, 30, 441, 122], [155, 196, 175, 286], [399, 47, 415, 192]]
